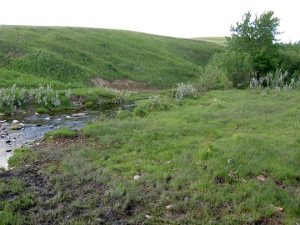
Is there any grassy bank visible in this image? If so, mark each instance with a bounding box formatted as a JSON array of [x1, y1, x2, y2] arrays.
[[0, 26, 222, 89], [1, 90, 299, 224]]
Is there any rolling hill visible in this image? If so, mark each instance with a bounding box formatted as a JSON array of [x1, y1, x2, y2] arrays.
[[193, 37, 227, 46], [0, 26, 223, 89]]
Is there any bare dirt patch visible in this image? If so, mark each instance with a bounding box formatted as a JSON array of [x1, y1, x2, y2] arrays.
[[90, 77, 158, 92]]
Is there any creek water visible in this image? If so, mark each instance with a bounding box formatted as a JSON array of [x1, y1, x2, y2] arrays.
[[0, 112, 97, 169]]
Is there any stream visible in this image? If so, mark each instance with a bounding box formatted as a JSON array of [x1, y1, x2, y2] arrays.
[[0, 102, 137, 169], [0, 112, 99, 169]]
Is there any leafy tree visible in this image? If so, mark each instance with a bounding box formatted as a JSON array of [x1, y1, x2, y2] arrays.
[[227, 11, 280, 77]]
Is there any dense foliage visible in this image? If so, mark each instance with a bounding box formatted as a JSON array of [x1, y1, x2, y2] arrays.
[[200, 11, 300, 89], [227, 11, 280, 76]]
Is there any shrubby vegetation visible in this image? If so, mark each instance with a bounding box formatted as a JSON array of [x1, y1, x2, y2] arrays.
[[250, 69, 300, 90], [174, 83, 197, 99], [0, 84, 70, 111]]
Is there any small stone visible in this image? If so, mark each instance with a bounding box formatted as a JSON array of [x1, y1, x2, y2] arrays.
[[45, 117, 50, 120], [66, 115, 72, 119], [145, 214, 152, 219], [35, 112, 39, 115], [12, 120, 19, 124], [184, 196, 189, 202], [11, 123, 25, 130], [272, 205, 283, 212], [72, 112, 86, 117], [166, 204, 174, 210], [5, 140, 11, 144], [228, 170, 238, 178], [6, 149, 12, 152], [36, 124, 42, 127], [133, 175, 140, 180], [257, 175, 266, 182]]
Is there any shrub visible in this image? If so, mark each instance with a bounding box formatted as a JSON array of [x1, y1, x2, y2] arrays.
[[174, 83, 197, 99], [0, 84, 72, 111], [0, 84, 29, 110], [216, 51, 255, 88], [249, 69, 299, 90], [196, 64, 232, 91]]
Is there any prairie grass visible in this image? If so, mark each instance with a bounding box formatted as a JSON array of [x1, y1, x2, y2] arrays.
[[0, 26, 222, 88], [1, 90, 300, 224]]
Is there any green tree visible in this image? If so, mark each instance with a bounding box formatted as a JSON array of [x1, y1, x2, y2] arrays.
[[227, 11, 280, 77]]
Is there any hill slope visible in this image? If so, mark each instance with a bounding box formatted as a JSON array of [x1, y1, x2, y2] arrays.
[[0, 26, 223, 89], [194, 37, 227, 46]]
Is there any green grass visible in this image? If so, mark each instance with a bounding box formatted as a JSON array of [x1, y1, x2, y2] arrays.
[[80, 90, 299, 224], [1, 148, 37, 225], [2, 90, 299, 224], [194, 37, 227, 46], [0, 26, 223, 89], [45, 127, 76, 139], [81, 90, 300, 223], [8, 148, 37, 168]]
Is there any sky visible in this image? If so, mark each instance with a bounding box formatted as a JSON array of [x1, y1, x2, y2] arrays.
[[0, 0, 299, 42]]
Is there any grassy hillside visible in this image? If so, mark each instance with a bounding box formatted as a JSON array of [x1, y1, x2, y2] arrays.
[[2, 90, 299, 224], [0, 26, 223, 89], [194, 37, 227, 46]]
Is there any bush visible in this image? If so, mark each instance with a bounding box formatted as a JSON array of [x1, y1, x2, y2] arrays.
[[0, 84, 71, 111], [216, 51, 255, 88], [196, 64, 232, 91], [249, 69, 299, 90], [174, 83, 197, 99]]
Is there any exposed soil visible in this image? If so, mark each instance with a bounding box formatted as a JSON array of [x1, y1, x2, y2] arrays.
[[90, 77, 158, 92]]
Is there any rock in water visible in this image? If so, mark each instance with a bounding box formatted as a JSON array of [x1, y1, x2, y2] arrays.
[[72, 112, 86, 117], [11, 123, 25, 130], [12, 120, 19, 124]]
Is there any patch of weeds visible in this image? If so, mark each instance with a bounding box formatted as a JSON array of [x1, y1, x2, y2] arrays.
[[0, 179, 33, 225], [134, 95, 174, 117], [0, 205, 24, 225], [199, 143, 216, 160], [8, 148, 37, 168], [45, 127, 76, 139], [116, 110, 133, 119]]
